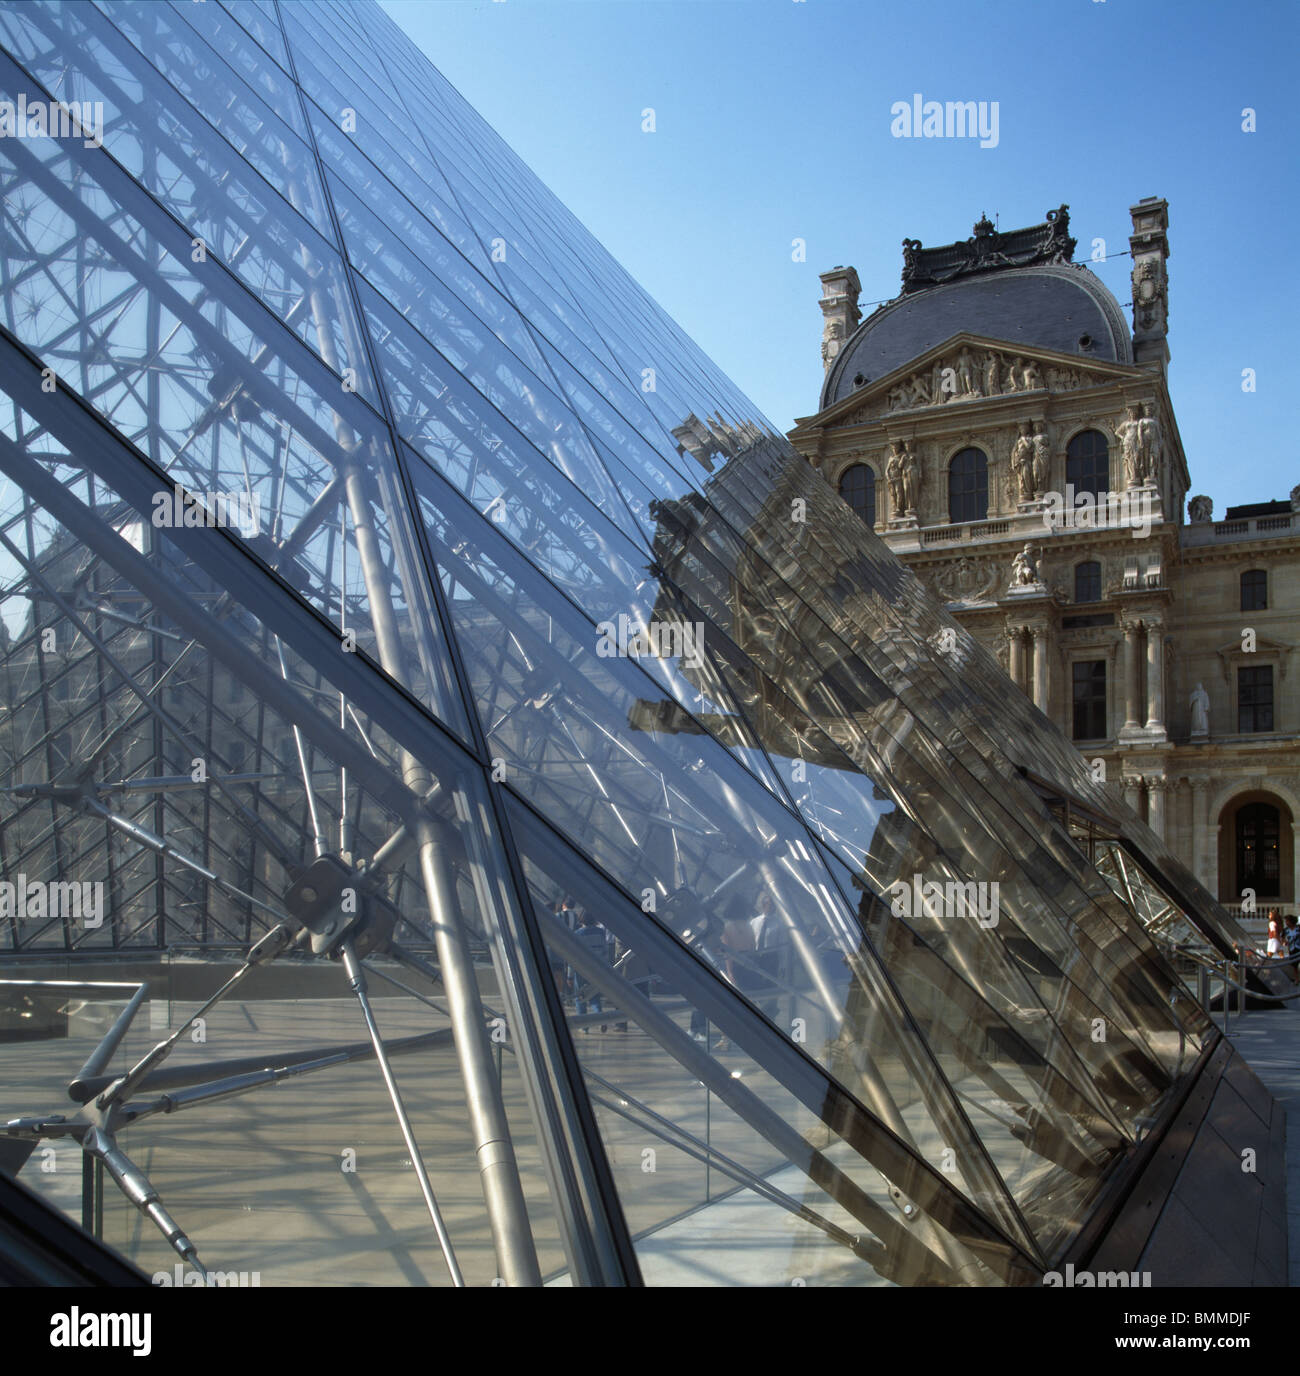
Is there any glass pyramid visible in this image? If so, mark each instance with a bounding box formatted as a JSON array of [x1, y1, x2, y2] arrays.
[[0, 0, 1247, 1286]]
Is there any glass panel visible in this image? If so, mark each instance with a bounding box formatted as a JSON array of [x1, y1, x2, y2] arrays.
[[0, 0, 1240, 1285], [510, 799, 1041, 1286]]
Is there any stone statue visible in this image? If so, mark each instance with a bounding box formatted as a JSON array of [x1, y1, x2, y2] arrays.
[[885, 441, 907, 513], [900, 440, 921, 513], [1006, 357, 1023, 393], [1010, 542, 1040, 587], [1189, 682, 1210, 738], [886, 384, 907, 412], [1022, 360, 1041, 391], [1009, 421, 1035, 503], [956, 348, 978, 397], [983, 351, 1000, 395], [1115, 404, 1143, 488], [1137, 401, 1162, 484], [1291, 483, 1300, 513], [907, 371, 931, 407], [931, 360, 948, 404], [1188, 494, 1212, 523], [1030, 420, 1051, 495]]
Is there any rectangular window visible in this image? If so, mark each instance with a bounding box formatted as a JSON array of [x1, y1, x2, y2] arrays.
[[1241, 569, 1267, 611], [1072, 660, 1107, 740], [1238, 665, 1274, 732]]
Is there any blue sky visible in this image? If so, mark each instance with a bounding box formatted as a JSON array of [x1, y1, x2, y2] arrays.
[[382, 0, 1296, 514]]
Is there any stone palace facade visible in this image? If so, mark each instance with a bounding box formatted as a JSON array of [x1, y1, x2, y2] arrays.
[[789, 200, 1300, 917]]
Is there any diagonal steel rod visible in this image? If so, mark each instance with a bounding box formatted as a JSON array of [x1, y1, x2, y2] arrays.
[[339, 940, 463, 1286], [83, 1126, 206, 1278], [95, 924, 296, 1110]]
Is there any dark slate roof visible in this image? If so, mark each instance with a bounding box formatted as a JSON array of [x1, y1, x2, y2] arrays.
[[1225, 500, 1290, 518], [822, 263, 1133, 410]]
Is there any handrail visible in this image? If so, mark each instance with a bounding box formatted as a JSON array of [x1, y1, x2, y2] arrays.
[[1169, 944, 1300, 1007]]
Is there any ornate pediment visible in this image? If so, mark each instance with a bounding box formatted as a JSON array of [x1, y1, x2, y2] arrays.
[[1215, 635, 1295, 684], [824, 336, 1132, 430]]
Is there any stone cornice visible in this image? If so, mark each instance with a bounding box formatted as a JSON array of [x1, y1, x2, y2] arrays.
[[1180, 537, 1300, 564], [789, 331, 1152, 437]]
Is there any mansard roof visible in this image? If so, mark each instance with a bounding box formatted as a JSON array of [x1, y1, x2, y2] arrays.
[[822, 209, 1133, 410]]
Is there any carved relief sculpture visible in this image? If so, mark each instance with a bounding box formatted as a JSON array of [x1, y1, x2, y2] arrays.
[[983, 352, 1001, 396], [1188, 494, 1212, 523], [956, 348, 979, 398], [936, 556, 999, 605], [821, 319, 843, 367], [868, 349, 1096, 422], [1132, 257, 1167, 335]]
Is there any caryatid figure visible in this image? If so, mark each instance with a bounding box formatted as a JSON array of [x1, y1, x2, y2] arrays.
[[1137, 402, 1162, 484], [1030, 421, 1051, 496], [900, 441, 921, 513], [885, 441, 907, 513], [1009, 422, 1035, 503], [1115, 404, 1143, 488]]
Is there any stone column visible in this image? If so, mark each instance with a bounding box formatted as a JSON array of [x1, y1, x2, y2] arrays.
[[1008, 627, 1025, 693], [1216, 821, 1226, 905], [1123, 777, 1143, 817], [819, 267, 862, 373], [1031, 625, 1050, 714], [1293, 823, 1300, 909], [1144, 618, 1165, 731], [1121, 618, 1142, 730], [1190, 777, 1210, 889], [1146, 776, 1166, 839], [1129, 197, 1170, 376]]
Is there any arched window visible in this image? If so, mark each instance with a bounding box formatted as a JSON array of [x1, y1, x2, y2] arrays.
[[1066, 429, 1109, 499], [1236, 802, 1281, 898], [838, 463, 876, 528], [1074, 560, 1101, 603], [1241, 569, 1267, 611], [948, 448, 988, 524]]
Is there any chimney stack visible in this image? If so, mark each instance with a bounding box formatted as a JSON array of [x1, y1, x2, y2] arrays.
[[819, 266, 861, 373], [1129, 197, 1170, 375]]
